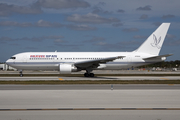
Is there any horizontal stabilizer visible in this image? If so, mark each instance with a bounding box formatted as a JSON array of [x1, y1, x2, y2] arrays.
[[143, 54, 173, 60]]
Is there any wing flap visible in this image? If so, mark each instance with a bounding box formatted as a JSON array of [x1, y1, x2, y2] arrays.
[[74, 56, 125, 68]]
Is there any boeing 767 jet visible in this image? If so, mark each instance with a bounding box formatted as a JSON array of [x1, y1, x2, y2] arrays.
[[6, 23, 172, 77]]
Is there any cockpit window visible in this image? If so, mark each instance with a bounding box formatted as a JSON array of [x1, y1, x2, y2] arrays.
[[10, 57, 16, 59]]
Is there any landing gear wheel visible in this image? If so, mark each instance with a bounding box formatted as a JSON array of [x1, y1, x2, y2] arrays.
[[84, 73, 94, 77], [84, 73, 89, 77], [19, 71, 23, 77], [89, 73, 94, 77]]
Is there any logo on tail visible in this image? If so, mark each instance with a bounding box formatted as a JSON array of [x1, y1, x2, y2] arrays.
[[151, 34, 161, 49]]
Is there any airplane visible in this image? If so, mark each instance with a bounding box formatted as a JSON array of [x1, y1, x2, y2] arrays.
[[6, 23, 172, 77]]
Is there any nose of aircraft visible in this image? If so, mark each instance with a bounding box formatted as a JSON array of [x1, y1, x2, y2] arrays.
[[6, 59, 11, 65]]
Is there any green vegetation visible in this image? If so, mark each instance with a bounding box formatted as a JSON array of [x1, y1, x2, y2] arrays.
[[0, 80, 180, 84], [140, 60, 180, 68]]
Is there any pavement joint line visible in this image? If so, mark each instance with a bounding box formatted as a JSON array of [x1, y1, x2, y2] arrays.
[[0, 108, 180, 111]]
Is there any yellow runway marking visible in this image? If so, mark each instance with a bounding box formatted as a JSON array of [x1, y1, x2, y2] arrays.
[[58, 78, 64, 81], [160, 78, 169, 80], [168, 84, 174, 86]]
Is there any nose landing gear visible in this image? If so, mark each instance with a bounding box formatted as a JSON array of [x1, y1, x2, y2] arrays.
[[19, 71, 23, 77]]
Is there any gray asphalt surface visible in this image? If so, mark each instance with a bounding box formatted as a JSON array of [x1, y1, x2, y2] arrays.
[[0, 111, 180, 120], [0, 84, 180, 90], [0, 76, 180, 81], [0, 84, 180, 120], [1, 87, 180, 109]]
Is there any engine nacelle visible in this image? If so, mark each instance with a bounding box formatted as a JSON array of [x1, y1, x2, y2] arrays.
[[59, 64, 79, 74]]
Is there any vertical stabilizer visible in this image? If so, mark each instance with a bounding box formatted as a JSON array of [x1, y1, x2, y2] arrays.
[[135, 23, 170, 55]]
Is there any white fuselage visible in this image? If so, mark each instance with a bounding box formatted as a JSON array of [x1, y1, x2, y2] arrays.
[[6, 52, 159, 71]]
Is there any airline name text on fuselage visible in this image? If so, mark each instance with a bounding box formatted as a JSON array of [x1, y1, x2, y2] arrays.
[[30, 55, 57, 58]]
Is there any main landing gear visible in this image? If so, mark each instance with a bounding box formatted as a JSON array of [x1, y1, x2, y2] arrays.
[[84, 73, 94, 77], [84, 69, 95, 77]]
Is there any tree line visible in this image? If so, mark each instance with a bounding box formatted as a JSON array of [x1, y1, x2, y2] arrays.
[[140, 60, 180, 68]]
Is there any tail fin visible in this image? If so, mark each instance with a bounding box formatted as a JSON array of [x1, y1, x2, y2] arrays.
[[135, 23, 170, 55]]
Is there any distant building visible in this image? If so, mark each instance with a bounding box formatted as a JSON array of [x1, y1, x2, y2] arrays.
[[0, 64, 3, 70]]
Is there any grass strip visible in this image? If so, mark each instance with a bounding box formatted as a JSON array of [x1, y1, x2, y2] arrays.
[[0, 74, 180, 77], [0, 80, 180, 84]]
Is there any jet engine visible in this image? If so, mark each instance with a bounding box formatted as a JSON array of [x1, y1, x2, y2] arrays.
[[59, 64, 79, 74]]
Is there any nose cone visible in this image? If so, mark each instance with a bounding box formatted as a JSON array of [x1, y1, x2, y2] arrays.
[[6, 59, 12, 65]]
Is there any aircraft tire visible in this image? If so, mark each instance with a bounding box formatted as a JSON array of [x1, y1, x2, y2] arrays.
[[89, 73, 94, 77], [84, 73, 89, 77], [20, 74, 23, 77]]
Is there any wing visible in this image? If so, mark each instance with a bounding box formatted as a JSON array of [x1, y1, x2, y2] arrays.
[[74, 56, 125, 69], [143, 54, 173, 60]]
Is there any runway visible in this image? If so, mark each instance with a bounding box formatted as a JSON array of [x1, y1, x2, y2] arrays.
[[0, 111, 179, 120], [0, 84, 180, 90], [0, 76, 180, 81], [0, 85, 180, 120]]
